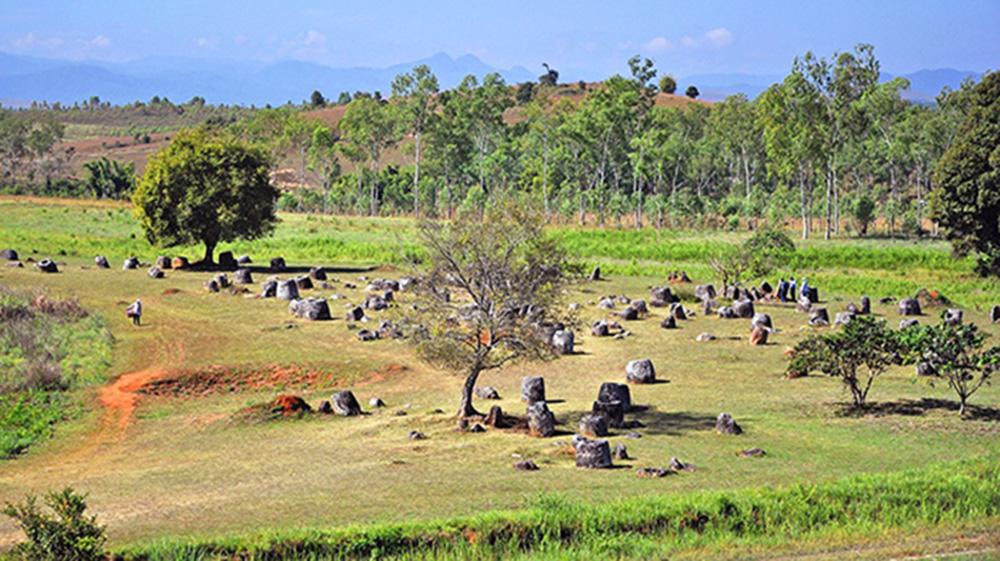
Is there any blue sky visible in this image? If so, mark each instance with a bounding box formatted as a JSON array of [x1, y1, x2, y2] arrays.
[[3, 0, 998, 77]]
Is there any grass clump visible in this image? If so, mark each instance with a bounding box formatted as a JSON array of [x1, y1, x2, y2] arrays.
[[0, 286, 113, 458], [111, 458, 1000, 560]]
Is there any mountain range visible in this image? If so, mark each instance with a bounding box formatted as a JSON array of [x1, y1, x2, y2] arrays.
[[0, 52, 536, 107], [0, 51, 984, 107], [685, 68, 984, 103]]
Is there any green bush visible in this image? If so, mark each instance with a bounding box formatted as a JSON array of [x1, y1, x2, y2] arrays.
[[2, 488, 106, 561]]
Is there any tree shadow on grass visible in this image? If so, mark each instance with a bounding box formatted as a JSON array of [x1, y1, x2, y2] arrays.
[[556, 405, 717, 437], [859, 398, 1000, 421], [185, 262, 379, 274], [637, 407, 718, 436]]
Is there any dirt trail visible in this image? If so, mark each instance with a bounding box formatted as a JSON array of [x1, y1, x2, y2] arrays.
[[89, 339, 185, 442], [97, 367, 169, 430]]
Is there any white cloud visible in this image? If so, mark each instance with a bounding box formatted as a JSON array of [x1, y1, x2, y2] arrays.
[[9, 32, 63, 51], [679, 35, 699, 49], [705, 27, 733, 48], [647, 28, 733, 52], [303, 30, 326, 46], [88, 35, 111, 48], [196, 37, 210, 48], [644, 36, 672, 52]]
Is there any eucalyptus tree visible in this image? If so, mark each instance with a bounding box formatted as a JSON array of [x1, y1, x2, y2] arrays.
[[391, 65, 439, 215], [338, 96, 401, 216], [795, 44, 880, 238], [757, 73, 825, 239], [306, 124, 341, 214], [425, 89, 475, 218], [860, 77, 911, 235], [625, 55, 658, 228], [708, 94, 763, 204], [519, 96, 574, 218], [454, 73, 513, 196]]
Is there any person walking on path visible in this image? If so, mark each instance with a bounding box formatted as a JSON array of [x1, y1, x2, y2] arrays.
[[126, 298, 142, 326]]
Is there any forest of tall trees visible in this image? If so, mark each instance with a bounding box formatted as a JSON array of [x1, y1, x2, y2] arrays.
[[276, 45, 981, 239], [1, 44, 986, 239]]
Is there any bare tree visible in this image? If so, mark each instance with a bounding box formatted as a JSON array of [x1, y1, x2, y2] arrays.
[[411, 202, 574, 418]]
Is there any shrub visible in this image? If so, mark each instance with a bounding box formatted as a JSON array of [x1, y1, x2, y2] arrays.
[[787, 316, 901, 410], [2, 488, 106, 561], [898, 320, 1000, 416]]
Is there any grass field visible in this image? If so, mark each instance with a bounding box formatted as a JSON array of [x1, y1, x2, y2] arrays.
[[1, 196, 999, 559]]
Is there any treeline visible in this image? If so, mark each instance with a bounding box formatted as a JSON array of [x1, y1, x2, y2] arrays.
[[1, 43, 988, 239], [11, 95, 257, 133], [263, 44, 981, 239]]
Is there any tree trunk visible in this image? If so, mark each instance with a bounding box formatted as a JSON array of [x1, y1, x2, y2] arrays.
[[299, 146, 307, 184], [799, 172, 809, 240], [832, 170, 840, 235], [458, 366, 483, 418], [743, 151, 751, 201], [203, 239, 217, 265], [889, 166, 897, 237], [542, 150, 550, 220], [824, 165, 833, 241], [413, 132, 421, 216]]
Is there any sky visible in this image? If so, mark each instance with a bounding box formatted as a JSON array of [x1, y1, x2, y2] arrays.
[[2, 0, 998, 78]]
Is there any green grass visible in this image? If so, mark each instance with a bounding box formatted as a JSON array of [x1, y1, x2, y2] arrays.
[[1, 196, 999, 558], [0, 287, 113, 458], [0, 391, 74, 459], [3, 197, 997, 309], [111, 458, 1000, 560]]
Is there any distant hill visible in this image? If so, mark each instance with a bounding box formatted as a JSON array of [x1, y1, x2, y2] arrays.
[[681, 68, 985, 103], [1, 49, 985, 108], [0, 51, 535, 107]]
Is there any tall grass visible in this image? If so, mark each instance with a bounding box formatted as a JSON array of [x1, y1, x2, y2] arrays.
[[0, 286, 113, 457], [111, 459, 1000, 561], [3, 198, 997, 308]]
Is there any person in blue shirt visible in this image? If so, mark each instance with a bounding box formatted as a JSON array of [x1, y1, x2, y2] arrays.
[[801, 277, 810, 302], [776, 278, 788, 302], [788, 278, 797, 301]]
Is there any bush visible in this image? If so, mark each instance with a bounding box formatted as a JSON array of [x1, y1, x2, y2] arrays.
[[852, 195, 876, 236], [2, 488, 106, 561], [787, 316, 901, 410]]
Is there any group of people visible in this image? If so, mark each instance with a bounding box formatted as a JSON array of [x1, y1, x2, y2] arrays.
[[774, 277, 813, 303]]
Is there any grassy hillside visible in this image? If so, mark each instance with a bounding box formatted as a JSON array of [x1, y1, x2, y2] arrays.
[[0, 196, 998, 557], [2, 197, 997, 308]]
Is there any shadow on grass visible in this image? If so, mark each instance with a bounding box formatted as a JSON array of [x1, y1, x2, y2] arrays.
[[638, 407, 718, 436], [184, 262, 379, 274], [557, 405, 717, 437], [856, 398, 1000, 421]]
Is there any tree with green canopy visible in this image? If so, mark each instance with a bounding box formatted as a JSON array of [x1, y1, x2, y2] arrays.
[[391, 64, 439, 216], [338, 95, 401, 216], [82, 157, 135, 200], [787, 316, 901, 411], [658, 74, 677, 94], [132, 128, 279, 264], [899, 320, 1000, 416], [931, 71, 1000, 276]]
